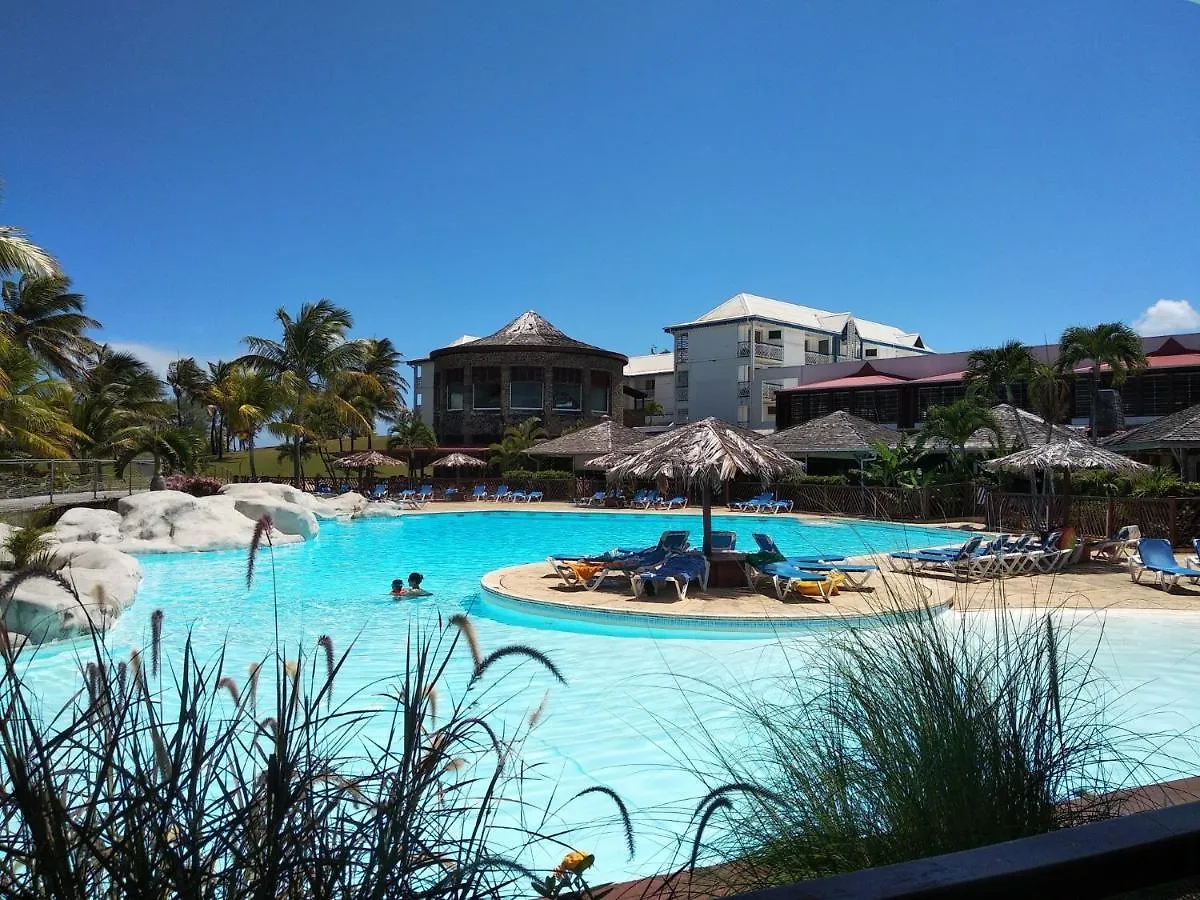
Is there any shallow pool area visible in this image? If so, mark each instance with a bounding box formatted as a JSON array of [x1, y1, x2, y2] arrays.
[[15, 511, 1200, 882]]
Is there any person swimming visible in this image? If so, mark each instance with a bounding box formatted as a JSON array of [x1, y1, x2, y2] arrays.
[[392, 573, 431, 597]]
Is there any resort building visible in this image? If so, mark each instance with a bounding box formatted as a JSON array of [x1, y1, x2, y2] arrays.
[[622, 351, 675, 430], [663, 292, 932, 430], [413, 311, 628, 445], [772, 332, 1200, 450]]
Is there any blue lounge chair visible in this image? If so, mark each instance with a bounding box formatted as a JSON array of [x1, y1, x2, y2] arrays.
[[710, 530, 736, 552], [658, 495, 687, 510], [551, 545, 674, 590], [749, 533, 847, 564], [730, 491, 772, 511], [631, 553, 710, 601], [491, 485, 511, 502], [575, 491, 605, 507], [630, 490, 660, 509], [443, 487, 459, 501], [1131, 538, 1200, 591], [509, 490, 528, 502], [888, 535, 993, 579], [314, 482, 333, 496], [628, 490, 648, 507], [758, 561, 836, 602], [527, 490, 544, 502], [367, 484, 388, 501], [417, 485, 434, 502], [396, 488, 416, 501], [548, 531, 690, 583], [767, 498, 794, 514], [785, 560, 878, 588], [469, 484, 488, 501]]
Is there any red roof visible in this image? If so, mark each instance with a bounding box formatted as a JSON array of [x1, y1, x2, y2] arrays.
[[907, 370, 967, 385], [793, 373, 908, 391], [1072, 353, 1200, 375]]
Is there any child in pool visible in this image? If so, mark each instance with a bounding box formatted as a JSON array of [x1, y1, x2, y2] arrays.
[[392, 573, 431, 597]]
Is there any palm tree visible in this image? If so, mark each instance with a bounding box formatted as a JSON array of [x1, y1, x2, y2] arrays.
[[0, 340, 86, 458], [206, 360, 235, 457], [209, 367, 278, 477], [0, 274, 99, 380], [1057, 323, 1148, 442], [240, 300, 369, 485], [488, 417, 546, 471], [964, 340, 1036, 475], [165, 357, 210, 428], [1027, 360, 1073, 442], [859, 437, 927, 488], [112, 424, 202, 484], [354, 338, 409, 447], [0, 225, 59, 278], [387, 417, 437, 478], [921, 399, 999, 469], [71, 346, 167, 459]]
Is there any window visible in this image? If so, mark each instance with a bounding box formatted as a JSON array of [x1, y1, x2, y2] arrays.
[[864, 348, 878, 358], [509, 365, 544, 411], [414, 392, 423, 408], [753, 329, 763, 342], [677, 406, 688, 422], [589, 371, 611, 414], [552, 367, 582, 412], [444, 368, 465, 411], [472, 366, 501, 410], [768, 329, 782, 340], [737, 364, 750, 382], [675, 368, 689, 403], [876, 389, 899, 422], [675, 332, 689, 363], [818, 339, 831, 355], [644, 378, 655, 393], [737, 404, 750, 425]]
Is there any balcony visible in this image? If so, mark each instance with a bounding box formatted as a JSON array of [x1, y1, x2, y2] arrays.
[[737, 381, 751, 401], [762, 381, 782, 402], [675, 386, 689, 402], [737, 341, 785, 363], [805, 351, 834, 366], [675, 348, 688, 363]]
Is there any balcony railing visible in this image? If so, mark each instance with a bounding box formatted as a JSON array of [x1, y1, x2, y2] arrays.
[[675, 348, 688, 363], [675, 386, 689, 402], [737, 341, 785, 362], [737, 381, 751, 401], [762, 381, 782, 402], [805, 351, 834, 365]]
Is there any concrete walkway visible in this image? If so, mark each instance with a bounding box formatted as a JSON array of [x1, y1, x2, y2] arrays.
[[0, 489, 140, 512]]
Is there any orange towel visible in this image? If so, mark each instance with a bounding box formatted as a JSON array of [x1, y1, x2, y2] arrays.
[[564, 560, 607, 583]]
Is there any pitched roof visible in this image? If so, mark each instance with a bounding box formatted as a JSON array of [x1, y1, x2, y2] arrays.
[[964, 404, 1077, 452], [985, 439, 1147, 474], [1108, 403, 1200, 450], [460, 311, 595, 350], [607, 417, 801, 484], [624, 352, 674, 377], [666, 292, 928, 350], [762, 410, 900, 456], [525, 417, 646, 457]]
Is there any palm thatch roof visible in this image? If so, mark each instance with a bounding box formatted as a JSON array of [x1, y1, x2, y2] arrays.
[[430, 452, 486, 468], [336, 450, 400, 468], [607, 417, 801, 485], [526, 417, 644, 458], [458, 310, 618, 355], [1107, 403, 1200, 451], [984, 439, 1148, 474], [762, 410, 899, 457], [964, 404, 1076, 452]]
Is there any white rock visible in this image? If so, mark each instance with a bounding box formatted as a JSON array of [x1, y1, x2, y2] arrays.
[[313, 492, 368, 519], [117, 490, 260, 552], [357, 501, 407, 518], [230, 498, 319, 539], [55, 507, 123, 544], [49, 543, 143, 611]]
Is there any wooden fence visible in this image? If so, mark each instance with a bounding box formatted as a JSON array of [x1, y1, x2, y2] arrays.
[[983, 492, 1200, 546]]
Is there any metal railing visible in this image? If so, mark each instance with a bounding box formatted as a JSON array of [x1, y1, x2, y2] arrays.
[[762, 381, 782, 401], [737, 341, 785, 362], [805, 351, 834, 365], [737, 381, 752, 400], [0, 459, 147, 503]]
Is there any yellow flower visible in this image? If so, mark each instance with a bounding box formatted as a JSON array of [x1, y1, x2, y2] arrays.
[[554, 850, 593, 877]]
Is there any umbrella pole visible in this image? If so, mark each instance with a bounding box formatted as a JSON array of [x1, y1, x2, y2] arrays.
[[701, 480, 713, 557]]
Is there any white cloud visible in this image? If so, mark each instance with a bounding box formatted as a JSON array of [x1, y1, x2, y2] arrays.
[[1132, 299, 1200, 337], [104, 340, 233, 379]]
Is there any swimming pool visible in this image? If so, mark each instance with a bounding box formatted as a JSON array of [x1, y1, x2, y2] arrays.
[[16, 511, 1200, 882]]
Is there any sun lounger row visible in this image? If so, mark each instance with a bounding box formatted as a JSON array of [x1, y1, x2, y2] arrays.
[[547, 531, 708, 600], [1131, 537, 1200, 591], [887, 532, 1075, 580], [743, 533, 878, 601], [728, 492, 793, 514], [573, 490, 687, 509]]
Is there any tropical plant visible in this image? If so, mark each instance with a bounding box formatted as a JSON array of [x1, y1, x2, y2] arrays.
[[387, 416, 437, 476], [2, 524, 54, 570], [0, 340, 86, 458], [1027, 360, 1074, 442], [208, 366, 278, 478], [920, 399, 998, 467], [354, 337, 408, 446], [165, 357, 210, 428], [692, 604, 1133, 888], [112, 424, 203, 480], [240, 300, 370, 484], [858, 437, 926, 488], [964, 339, 1035, 450], [0, 226, 59, 278], [70, 346, 166, 459], [206, 359, 235, 457], [489, 417, 547, 471], [1129, 466, 1182, 498], [1058, 323, 1148, 442], [0, 274, 99, 380], [644, 400, 666, 417]]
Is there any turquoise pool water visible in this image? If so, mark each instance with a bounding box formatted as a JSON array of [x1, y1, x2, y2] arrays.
[[16, 511, 1200, 882]]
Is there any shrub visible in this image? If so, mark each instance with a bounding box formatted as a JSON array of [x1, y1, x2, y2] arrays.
[[779, 473, 849, 486], [690, 600, 1136, 888], [1, 525, 54, 570], [501, 468, 573, 481], [164, 473, 225, 497]]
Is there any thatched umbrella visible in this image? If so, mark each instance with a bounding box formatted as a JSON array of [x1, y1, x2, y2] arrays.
[[337, 450, 400, 469], [985, 439, 1148, 533], [606, 417, 801, 555], [430, 452, 486, 487]]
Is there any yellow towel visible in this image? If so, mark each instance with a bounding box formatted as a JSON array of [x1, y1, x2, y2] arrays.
[[564, 560, 607, 584]]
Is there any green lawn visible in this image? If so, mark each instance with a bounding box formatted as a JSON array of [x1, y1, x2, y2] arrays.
[[207, 436, 410, 478]]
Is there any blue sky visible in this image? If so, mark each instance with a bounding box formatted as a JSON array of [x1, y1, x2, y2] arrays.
[[5, 1, 1198, 377]]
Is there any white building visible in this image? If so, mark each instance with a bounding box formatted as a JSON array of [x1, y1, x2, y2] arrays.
[[407, 334, 479, 429], [664, 293, 931, 429], [622, 351, 675, 431]]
